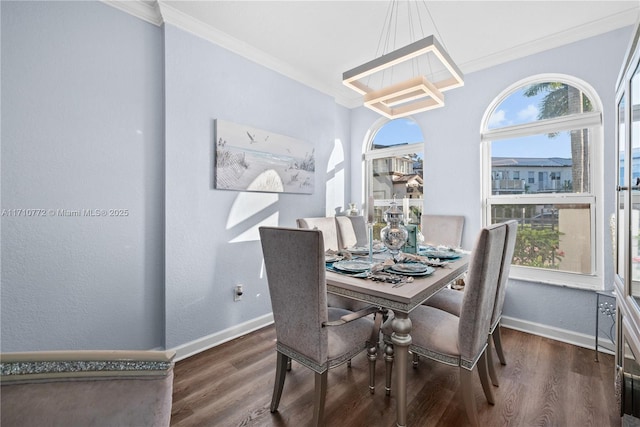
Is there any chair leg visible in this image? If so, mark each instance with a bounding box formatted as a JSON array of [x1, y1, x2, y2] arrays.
[[486, 336, 500, 387], [312, 371, 328, 427], [371, 310, 384, 346], [384, 343, 394, 396], [368, 344, 377, 394], [477, 350, 495, 405], [271, 351, 289, 412], [460, 368, 480, 427], [492, 323, 507, 365]]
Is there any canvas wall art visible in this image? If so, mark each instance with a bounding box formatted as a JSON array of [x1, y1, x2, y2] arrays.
[[214, 119, 315, 194]]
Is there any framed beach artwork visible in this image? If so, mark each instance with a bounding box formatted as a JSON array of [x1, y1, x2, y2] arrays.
[[214, 119, 315, 194]]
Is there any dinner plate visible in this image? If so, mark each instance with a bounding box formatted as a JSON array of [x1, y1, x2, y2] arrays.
[[418, 249, 461, 260], [347, 246, 385, 255], [390, 263, 430, 273], [332, 260, 374, 273], [386, 265, 435, 276]]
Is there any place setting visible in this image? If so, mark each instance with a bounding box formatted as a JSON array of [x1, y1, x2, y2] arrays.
[[327, 255, 436, 287], [417, 245, 466, 260], [343, 242, 386, 256], [325, 201, 451, 285]]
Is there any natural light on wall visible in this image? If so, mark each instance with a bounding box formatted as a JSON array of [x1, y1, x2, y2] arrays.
[[226, 174, 280, 243], [326, 138, 346, 216]]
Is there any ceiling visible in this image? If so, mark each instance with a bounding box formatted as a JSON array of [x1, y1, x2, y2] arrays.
[[128, 1, 640, 107]]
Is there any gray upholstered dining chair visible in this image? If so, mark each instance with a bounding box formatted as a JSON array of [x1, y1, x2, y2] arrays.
[[381, 222, 507, 427], [421, 214, 465, 248], [259, 226, 378, 426], [296, 217, 341, 250], [424, 220, 518, 386], [336, 215, 368, 248], [296, 216, 370, 312]]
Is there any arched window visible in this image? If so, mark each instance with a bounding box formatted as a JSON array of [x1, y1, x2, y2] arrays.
[[481, 74, 603, 289], [364, 118, 424, 236]]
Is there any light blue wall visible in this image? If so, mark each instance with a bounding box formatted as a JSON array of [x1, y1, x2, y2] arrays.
[[1, 0, 632, 353], [163, 25, 347, 348], [1, 1, 165, 351], [350, 26, 631, 336], [1, 1, 352, 352]]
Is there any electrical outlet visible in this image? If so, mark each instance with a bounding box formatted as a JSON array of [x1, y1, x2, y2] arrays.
[[234, 284, 243, 302]]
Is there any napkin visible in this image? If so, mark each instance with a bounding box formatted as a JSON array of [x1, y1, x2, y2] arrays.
[[396, 252, 451, 268], [370, 258, 395, 273], [325, 249, 352, 260], [425, 245, 470, 254]]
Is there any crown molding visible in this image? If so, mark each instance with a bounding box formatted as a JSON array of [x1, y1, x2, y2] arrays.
[[100, 1, 639, 110], [100, 0, 356, 107], [156, 1, 347, 107], [101, 0, 163, 26], [461, 7, 640, 75]]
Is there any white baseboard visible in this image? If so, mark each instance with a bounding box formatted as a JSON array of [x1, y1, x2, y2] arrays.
[[501, 315, 614, 355], [171, 313, 614, 362], [171, 313, 274, 362]]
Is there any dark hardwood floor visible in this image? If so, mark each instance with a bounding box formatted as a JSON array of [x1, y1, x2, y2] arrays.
[[171, 325, 619, 427]]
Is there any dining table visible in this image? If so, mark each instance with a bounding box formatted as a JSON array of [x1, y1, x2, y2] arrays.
[[325, 253, 469, 427]]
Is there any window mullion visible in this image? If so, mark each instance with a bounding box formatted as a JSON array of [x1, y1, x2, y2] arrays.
[[487, 194, 595, 205], [364, 142, 423, 160], [482, 111, 601, 142]]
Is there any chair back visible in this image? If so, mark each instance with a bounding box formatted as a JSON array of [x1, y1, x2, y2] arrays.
[[421, 214, 465, 248], [259, 227, 329, 366], [491, 220, 518, 328], [336, 216, 368, 248], [457, 223, 506, 366], [296, 217, 340, 250]]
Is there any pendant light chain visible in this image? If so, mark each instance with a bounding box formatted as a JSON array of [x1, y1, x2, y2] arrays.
[[371, 0, 397, 89], [420, 0, 448, 52], [342, 0, 464, 119]]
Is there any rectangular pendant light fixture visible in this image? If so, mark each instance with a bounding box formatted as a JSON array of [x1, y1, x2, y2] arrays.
[[343, 35, 464, 118]]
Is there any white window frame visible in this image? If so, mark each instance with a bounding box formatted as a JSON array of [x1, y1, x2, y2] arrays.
[[480, 74, 604, 290]]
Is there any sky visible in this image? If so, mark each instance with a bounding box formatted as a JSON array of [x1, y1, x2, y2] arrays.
[[373, 118, 423, 146], [373, 86, 575, 159], [488, 87, 572, 158]]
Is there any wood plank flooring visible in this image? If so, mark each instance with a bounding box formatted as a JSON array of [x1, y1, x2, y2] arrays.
[[171, 325, 620, 427]]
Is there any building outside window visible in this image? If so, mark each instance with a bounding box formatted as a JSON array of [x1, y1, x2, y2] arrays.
[[481, 75, 603, 289], [365, 118, 424, 237]]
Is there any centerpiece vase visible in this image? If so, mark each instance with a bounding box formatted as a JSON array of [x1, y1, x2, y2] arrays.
[[380, 200, 408, 256]]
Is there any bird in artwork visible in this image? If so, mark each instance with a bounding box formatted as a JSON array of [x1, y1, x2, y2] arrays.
[[247, 132, 256, 143]]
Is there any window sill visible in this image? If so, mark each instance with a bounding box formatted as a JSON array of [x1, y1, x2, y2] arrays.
[[509, 265, 603, 291]]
